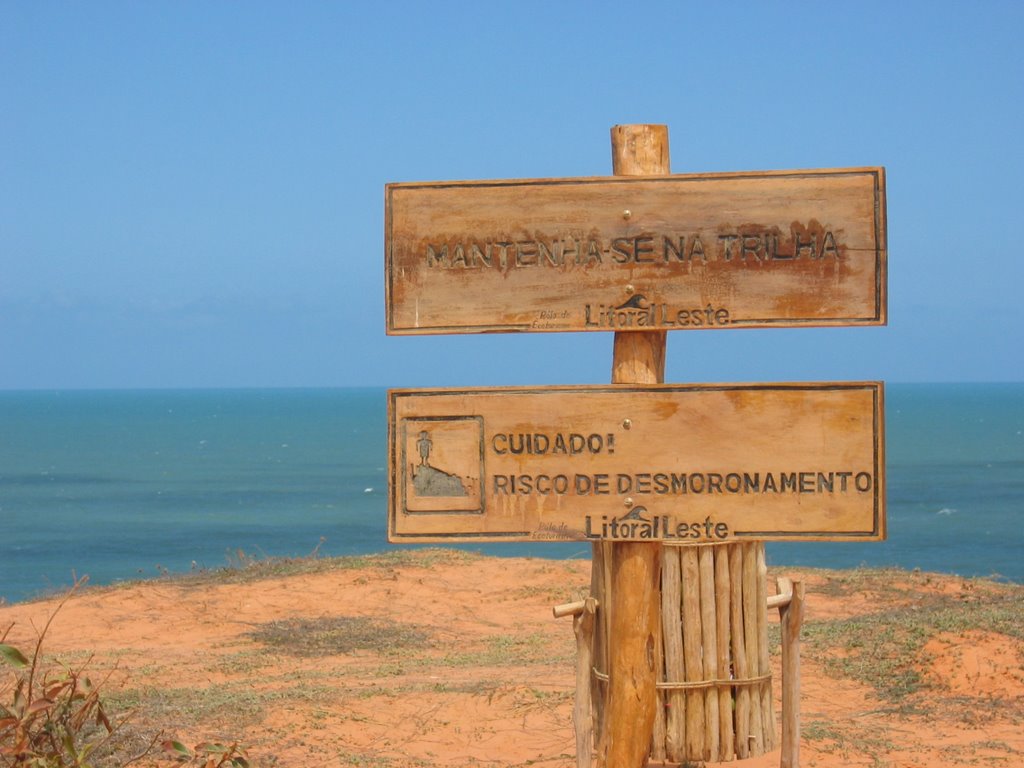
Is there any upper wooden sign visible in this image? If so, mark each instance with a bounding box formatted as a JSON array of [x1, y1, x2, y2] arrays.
[[388, 382, 884, 543], [385, 167, 886, 335]]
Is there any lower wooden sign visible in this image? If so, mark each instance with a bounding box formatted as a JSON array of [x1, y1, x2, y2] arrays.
[[388, 383, 884, 543]]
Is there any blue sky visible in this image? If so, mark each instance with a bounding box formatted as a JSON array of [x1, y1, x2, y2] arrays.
[[2, 1, 1022, 389]]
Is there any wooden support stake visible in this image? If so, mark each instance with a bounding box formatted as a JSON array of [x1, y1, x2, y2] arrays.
[[651, 592, 667, 764], [780, 581, 805, 768], [730, 544, 750, 759], [757, 545, 777, 749], [573, 597, 598, 768], [661, 549, 685, 762], [593, 124, 668, 768], [680, 546, 705, 760], [698, 546, 720, 761], [742, 542, 765, 753], [590, 541, 611, 744], [714, 546, 735, 761]]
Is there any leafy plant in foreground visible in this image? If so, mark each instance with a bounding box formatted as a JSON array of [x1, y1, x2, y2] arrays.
[[161, 740, 249, 768], [0, 579, 119, 768]]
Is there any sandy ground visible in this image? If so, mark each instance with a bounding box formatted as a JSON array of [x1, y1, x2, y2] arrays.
[[1, 550, 1022, 767]]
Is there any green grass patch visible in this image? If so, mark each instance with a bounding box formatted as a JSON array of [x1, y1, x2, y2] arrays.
[[173, 547, 480, 590], [336, 751, 429, 767], [802, 572, 1024, 706], [16, 548, 484, 604], [246, 616, 433, 657], [440, 631, 564, 668]]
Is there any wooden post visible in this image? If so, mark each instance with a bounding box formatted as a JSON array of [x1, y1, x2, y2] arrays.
[[714, 546, 735, 761], [661, 549, 685, 762], [698, 546, 720, 760], [573, 597, 598, 768], [680, 547, 705, 759], [593, 124, 668, 768], [757, 545, 777, 750], [730, 545, 751, 759], [780, 581, 805, 768], [590, 541, 612, 744]]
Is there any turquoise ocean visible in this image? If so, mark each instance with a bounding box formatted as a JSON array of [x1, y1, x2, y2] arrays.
[[1, 384, 1022, 603]]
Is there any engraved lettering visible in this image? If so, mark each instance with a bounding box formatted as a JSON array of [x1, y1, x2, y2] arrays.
[[741, 235, 762, 261], [663, 235, 686, 262], [425, 244, 448, 267], [495, 242, 512, 270], [582, 508, 731, 542], [537, 239, 561, 266], [515, 241, 537, 267], [634, 236, 655, 263], [821, 230, 840, 259], [469, 242, 491, 267], [451, 244, 467, 268], [576, 470, 873, 497], [563, 236, 579, 264], [719, 234, 739, 260], [610, 237, 631, 263], [690, 235, 706, 262], [794, 231, 816, 259], [422, 226, 844, 270], [771, 234, 794, 260]]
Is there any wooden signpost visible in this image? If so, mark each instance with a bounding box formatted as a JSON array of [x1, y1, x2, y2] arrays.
[[384, 124, 887, 768]]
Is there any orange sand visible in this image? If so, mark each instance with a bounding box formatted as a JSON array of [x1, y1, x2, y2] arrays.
[[1, 553, 1021, 767]]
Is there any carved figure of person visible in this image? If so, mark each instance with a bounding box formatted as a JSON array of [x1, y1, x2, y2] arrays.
[[417, 430, 432, 466]]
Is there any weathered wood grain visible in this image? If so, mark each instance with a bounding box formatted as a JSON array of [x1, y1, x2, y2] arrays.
[[661, 549, 686, 762], [388, 382, 884, 542], [572, 597, 598, 768], [680, 547, 706, 759], [714, 546, 735, 761], [780, 580, 806, 768], [386, 168, 886, 334], [594, 124, 666, 768], [730, 545, 751, 759], [698, 545, 720, 760], [743, 542, 765, 753]]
